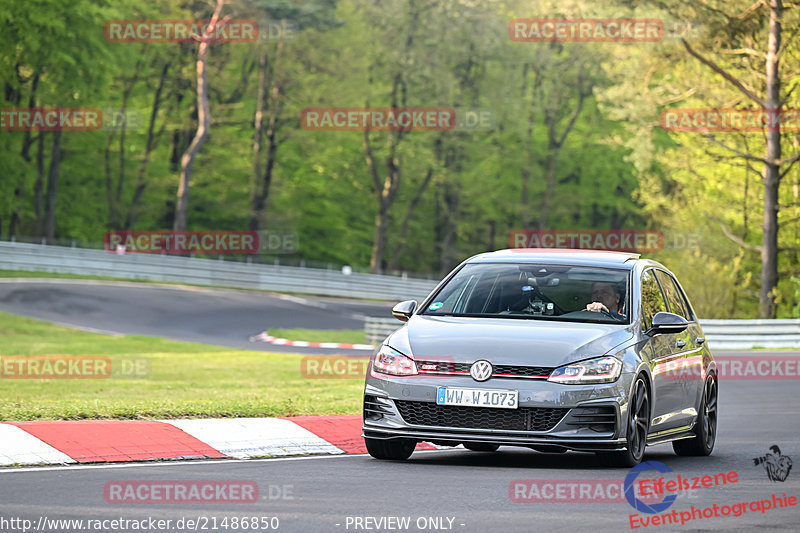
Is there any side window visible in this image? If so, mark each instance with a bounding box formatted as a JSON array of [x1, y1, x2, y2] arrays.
[[671, 276, 695, 321], [654, 270, 687, 319], [641, 269, 667, 330], [429, 274, 474, 313]]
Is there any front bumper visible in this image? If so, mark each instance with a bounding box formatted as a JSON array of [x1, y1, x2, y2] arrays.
[[362, 372, 633, 452]]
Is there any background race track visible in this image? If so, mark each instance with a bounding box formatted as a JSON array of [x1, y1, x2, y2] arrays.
[[0, 280, 392, 353]]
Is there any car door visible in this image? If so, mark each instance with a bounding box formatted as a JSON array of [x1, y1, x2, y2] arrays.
[[640, 268, 685, 432], [654, 270, 698, 428], [668, 273, 708, 408]]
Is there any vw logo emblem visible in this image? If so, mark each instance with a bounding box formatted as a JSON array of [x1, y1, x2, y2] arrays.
[[470, 360, 493, 382]]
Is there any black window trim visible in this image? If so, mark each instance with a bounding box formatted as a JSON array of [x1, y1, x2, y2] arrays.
[[640, 267, 669, 330], [667, 272, 697, 322], [653, 269, 685, 320], [653, 268, 697, 323]]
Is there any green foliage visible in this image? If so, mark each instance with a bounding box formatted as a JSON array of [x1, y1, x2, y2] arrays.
[[2, 0, 798, 316]]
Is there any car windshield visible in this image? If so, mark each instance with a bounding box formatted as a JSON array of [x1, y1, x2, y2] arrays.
[[422, 263, 630, 324]]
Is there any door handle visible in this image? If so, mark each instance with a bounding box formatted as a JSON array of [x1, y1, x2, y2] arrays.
[[675, 340, 686, 349], [695, 337, 705, 345]]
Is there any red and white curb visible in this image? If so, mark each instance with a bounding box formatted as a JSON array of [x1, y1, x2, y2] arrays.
[[0, 416, 438, 467], [249, 331, 376, 351]]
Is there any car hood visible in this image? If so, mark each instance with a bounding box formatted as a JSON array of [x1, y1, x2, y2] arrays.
[[386, 315, 636, 368]]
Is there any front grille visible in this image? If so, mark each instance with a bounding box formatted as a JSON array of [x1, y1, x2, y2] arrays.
[[566, 406, 617, 433], [415, 360, 553, 379], [416, 361, 471, 373], [363, 395, 392, 420], [394, 400, 568, 432], [494, 364, 551, 377]]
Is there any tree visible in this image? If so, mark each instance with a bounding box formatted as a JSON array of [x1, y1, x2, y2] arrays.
[[248, 0, 341, 231], [174, 0, 226, 231], [679, 0, 799, 317]]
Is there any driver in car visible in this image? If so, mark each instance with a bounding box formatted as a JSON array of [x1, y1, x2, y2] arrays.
[[586, 281, 625, 320]]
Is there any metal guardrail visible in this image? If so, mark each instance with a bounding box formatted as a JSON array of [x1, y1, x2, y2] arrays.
[[365, 317, 402, 345], [364, 317, 800, 350], [701, 319, 800, 350], [0, 241, 438, 301]]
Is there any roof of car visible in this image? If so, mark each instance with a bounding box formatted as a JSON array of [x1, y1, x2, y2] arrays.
[[466, 248, 641, 268]]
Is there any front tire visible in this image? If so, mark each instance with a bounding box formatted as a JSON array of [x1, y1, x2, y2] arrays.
[[673, 376, 717, 456], [365, 437, 416, 460], [597, 376, 650, 467]]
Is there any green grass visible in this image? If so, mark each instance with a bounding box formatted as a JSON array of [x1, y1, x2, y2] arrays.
[[269, 328, 367, 344], [0, 312, 364, 421]]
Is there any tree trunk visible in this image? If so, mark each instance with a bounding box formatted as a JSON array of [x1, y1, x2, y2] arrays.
[[371, 199, 389, 274], [44, 130, 62, 240], [104, 66, 139, 230], [33, 132, 44, 236], [538, 146, 560, 230], [486, 219, 496, 251], [11, 72, 39, 237], [759, 0, 782, 318], [250, 41, 284, 231], [437, 182, 459, 273], [538, 66, 587, 231], [174, 0, 224, 231], [258, 102, 279, 227], [387, 166, 433, 269], [20, 73, 39, 163], [521, 66, 537, 228], [104, 127, 118, 228], [9, 184, 23, 238], [364, 76, 404, 275], [250, 50, 267, 231], [127, 61, 169, 229]]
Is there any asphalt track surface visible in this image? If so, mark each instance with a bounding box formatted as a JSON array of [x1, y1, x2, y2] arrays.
[[0, 279, 394, 353], [1, 279, 799, 532], [0, 378, 798, 532]]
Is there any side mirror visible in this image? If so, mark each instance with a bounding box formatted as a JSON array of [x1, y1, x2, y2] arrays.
[[391, 300, 417, 322], [646, 312, 688, 336]]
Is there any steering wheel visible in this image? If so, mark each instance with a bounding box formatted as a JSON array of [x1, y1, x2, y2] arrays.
[[523, 285, 565, 315], [597, 307, 615, 319], [597, 307, 626, 321]]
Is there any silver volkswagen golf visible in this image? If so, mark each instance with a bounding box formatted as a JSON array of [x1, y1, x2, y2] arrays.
[[362, 249, 718, 466]]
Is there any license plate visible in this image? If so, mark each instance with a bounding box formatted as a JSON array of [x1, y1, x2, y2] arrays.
[[436, 387, 518, 409]]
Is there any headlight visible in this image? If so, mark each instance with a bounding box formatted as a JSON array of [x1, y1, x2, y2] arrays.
[[372, 345, 418, 376], [548, 356, 622, 384]]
